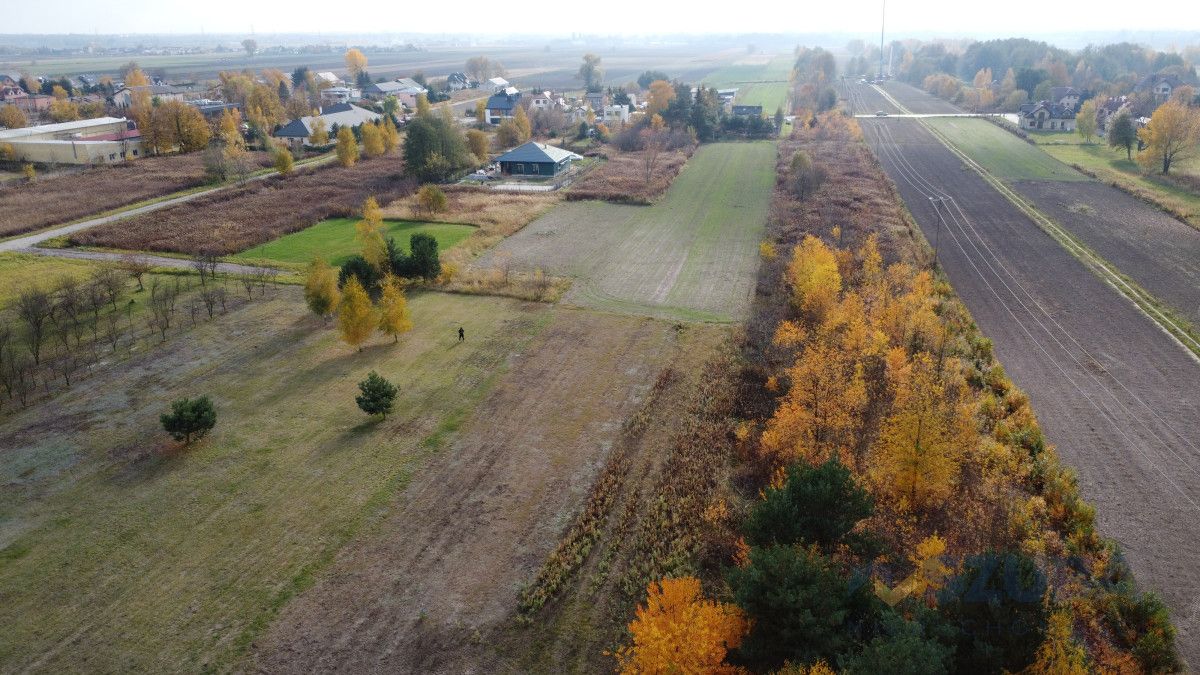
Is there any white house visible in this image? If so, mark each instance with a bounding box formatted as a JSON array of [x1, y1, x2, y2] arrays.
[[112, 84, 195, 108], [1049, 87, 1081, 111], [320, 86, 360, 105], [487, 77, 510, 92], [601, 104, 630, 123], [1018, 101, 1076, 131]]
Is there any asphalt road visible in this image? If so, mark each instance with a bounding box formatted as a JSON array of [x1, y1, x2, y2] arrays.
[[862, 116, 1200, 665]]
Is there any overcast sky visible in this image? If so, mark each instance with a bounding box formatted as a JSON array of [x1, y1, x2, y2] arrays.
[[3, 0, 1199, 37]]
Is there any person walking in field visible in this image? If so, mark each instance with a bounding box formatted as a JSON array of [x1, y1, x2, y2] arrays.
[[458, 327, 465, 342]]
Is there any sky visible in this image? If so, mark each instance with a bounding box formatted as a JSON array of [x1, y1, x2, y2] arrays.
[[3, 0, 1199, 37]]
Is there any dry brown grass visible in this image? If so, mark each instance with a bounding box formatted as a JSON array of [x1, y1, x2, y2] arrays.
[[72, 157, 415, 256], [383, 186, 560, 266], [0, 152, 270, 238], [566, 147, 692, 204]]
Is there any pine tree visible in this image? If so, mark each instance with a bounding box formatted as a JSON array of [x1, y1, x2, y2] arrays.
[[160, 396, 217, 445], [337, 276, 377, 350], [377, 276, 413, 342], [355, 370, 398, 418], [303, 257, 340, 321]]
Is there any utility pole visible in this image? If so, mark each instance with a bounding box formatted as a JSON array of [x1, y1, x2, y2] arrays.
[[929, 196, 946, 268], [878, 0, 886, 81]]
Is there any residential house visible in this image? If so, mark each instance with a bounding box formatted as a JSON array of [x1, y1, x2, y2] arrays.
[[447, 72, 473, 91], [0, 116, 142, 164], [321, 86, 361, 105], [584, 91, 606, 112], [601, 104, 630, 124], [1018, 101, 1076, 131], [487, 77, 510, 92], [1134, 73, 1184, 104], [1049, 86, 1081, 111], [2, 91, 52, 115], [0, 73, 21, 88], [494, 141, 582, 177], [1096, 96, 1130, 131], [529, 91, 556, 111], [189, 99, 240, 118], [363, 78, 428, 107], [485, 89, 522, 124], [272, 103, 382, 149], [315, 72, 343, 86], [732, 105, 763, 117], [112, 84, 195, 108]]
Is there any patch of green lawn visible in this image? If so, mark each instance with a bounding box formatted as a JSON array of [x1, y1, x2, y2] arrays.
[[0, 253, 102, 305], [233, 218, 476, 266], [926, 117, 1088, 182], [703, 55, 793, 114], [0, 290, 550, 672]]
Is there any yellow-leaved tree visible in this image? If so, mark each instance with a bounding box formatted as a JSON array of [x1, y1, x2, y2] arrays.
[[786, 235, 842, 324], [382, 116, 400, 153], [1030, 610, 1088, 675], [310, 117, 329, 146], [0, 104, 27, 129], [377, 276, 413, 342], [415, 93, 432, 118], [614, 577, 748, 675], [218, 108, 245, 148], [356, 197, 389, 270], [869, 353, 972, 511], [303, 257, 340, 321], [759, 338, 867, 467], [1136, 100, 1200, 175], [336, 125, 358, 167], [513, 105, 532, 142], [361, 122, 385, 158], [344, 48, 368, 79], [337, 276, 377, 351]]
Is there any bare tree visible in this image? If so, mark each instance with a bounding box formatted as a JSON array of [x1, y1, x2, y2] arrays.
[[15, 287, 52, 365], [119, 254, 151, 292], [93, 266, 127, 310], [200, 288, 219, 319]]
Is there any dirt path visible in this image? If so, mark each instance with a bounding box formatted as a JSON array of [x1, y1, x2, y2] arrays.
[[13, 246, 277, 276], [251, 308, 687, 673], [0, 155, 333, 253], [863, 116, 1200, 665]]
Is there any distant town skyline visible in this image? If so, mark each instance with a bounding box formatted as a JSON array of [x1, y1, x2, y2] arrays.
[[3, 0, 1198, 38]]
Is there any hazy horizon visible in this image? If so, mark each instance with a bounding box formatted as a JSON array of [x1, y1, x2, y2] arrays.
[[3, 0, 1198, 40]]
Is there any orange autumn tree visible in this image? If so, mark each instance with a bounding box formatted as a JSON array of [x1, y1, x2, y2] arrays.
[[869, 352, 973, 511], [615, 577, 748, 675], [786, 235, 842, 324]]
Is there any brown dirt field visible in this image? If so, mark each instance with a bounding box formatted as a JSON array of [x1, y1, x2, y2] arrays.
[[1013, 179, 1200, 324], [70, 157, 414, 256], [566, 147, 691, 204], [0, 152, 269, 238], [251, 308, 707, 673], [863, 116, 1200, 665]]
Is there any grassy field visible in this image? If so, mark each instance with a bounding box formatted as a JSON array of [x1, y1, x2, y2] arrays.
[[482, 141, 776, 322], [925, 117, 1088, 182], [0, 290, 551, 672], [232, 218, 476, 266], [0, 252, 103, 304], [1031, 136, 1200, 227], [703, 54, 793, 113]]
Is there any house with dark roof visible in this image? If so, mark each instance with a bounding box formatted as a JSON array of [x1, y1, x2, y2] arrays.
[[364, 78, 427, 106], [1049, 86, 1081, 111], [732, 105, 764, 117], [485, 90, 522, 124], [494, 141, 582, 177], [1134, 74, 1185, 103], [447, 72, 473, 91], [273, 103, 382, 148], [1018, 101, 1076, 131]]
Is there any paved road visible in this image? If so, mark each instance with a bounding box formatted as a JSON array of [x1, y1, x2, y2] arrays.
[[1, 155, 334, 253], [24, 246, 276, 275]]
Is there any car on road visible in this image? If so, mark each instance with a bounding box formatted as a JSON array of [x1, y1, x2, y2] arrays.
[[875, 111, 889, 116]]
